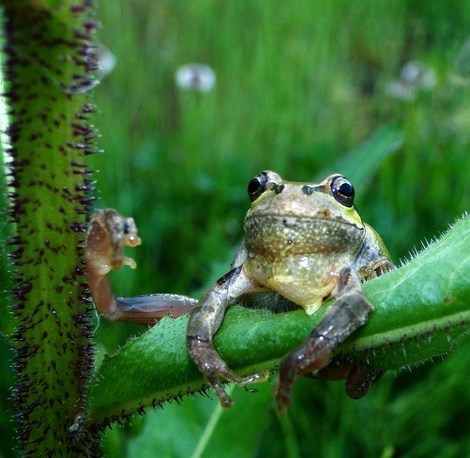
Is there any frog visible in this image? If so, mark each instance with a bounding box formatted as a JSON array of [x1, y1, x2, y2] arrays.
[[86, 171, 394, 413]]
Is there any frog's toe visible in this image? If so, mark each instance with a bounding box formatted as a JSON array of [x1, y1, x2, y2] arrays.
[[233, 371, 270, 386], [202, 368, 234, 408], [207, 369, 269, 408], [273, 379, 293, 416], [211, 382, 234, 409]]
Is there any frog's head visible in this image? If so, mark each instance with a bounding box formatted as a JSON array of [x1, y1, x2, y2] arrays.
[[244, 171, 366, 260]]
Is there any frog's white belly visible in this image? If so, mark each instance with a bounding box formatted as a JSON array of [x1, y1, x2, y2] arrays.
[[246, 253, 354, 315]]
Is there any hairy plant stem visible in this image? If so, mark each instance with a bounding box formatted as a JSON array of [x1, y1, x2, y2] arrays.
[[86, 216, 469, 428], [2, 1, 98, 455], [2, 1, 469, 450]]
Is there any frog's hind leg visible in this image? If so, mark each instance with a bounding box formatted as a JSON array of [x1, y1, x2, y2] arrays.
[[274, 266, 374, 414], [108, 294, 197, 324], [86, 209, 196, 325], [312, 358, 385, 399], [187, 267, 269, 408], [88, 256, 196, 324]]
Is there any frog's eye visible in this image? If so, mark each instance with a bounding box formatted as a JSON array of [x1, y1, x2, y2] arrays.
[[248, 172, 269, 202], [331, 176, 355, 207]]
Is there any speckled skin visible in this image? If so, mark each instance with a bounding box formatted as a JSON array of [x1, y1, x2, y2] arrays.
[[86, 172, 394, 413], [242, 173, 390, 314], [187, 171, 393, 412]]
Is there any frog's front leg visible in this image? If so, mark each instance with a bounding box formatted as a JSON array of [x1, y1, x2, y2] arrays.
[[274, 266, 374, 414], [187, 266, 269, 408]]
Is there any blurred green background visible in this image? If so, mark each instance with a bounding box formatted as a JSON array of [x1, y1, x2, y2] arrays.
[[90, 1, 470, 457], [3, 0, 470, 457]]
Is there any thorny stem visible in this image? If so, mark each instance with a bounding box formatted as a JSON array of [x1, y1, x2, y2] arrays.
[[2, 1, 99, 455], [86, 216, 469, 428]]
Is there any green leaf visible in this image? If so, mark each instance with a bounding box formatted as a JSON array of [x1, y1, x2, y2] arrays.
[[322, 121, 404, 191], [87, 215, 470, 427]]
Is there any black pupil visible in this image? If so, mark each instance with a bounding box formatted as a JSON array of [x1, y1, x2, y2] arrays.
[[248, 178, 263, 196], [248, 172, 270, 202], [339, 182, 353, 197], [331, 176, 354, 207]]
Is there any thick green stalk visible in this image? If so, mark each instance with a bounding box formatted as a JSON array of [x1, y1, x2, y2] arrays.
[[2, 1, 98, 455], [87, 215, 469, 428]]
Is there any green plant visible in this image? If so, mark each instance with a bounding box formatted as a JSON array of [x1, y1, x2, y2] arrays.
[[87, 215, 470, 427], [1, 1, 98, 455], [1, 1, 469, 457]]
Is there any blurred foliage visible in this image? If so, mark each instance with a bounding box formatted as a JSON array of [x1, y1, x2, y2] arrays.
[[88, 0, 470, 457], [91, 0, 469, 298], [1, 0, 469, 456]]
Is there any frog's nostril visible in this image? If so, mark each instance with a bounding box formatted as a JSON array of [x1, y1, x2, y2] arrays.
[[273, 184, 285, 194], [302, 185, 314, 196]]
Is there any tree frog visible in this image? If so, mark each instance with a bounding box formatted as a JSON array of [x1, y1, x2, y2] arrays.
[[86, 172, 393, 413]]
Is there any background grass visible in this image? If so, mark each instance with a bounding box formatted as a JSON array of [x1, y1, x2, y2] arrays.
[[88, 1, 470, 457], [2, 0, 469, 456]]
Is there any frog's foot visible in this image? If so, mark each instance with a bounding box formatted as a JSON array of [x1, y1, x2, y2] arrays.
[[122, 255, 138, 270], [188, 335, 269, 408], [87, 209, 142, 319], [313, 358, 385, 398], [274, 266, 374, 414], [274, 340, 331, 415], [345, 364, 385, 399], [208, 369, 269, 409]]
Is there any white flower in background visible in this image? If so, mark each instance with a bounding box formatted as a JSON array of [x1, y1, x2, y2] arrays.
[[63, 44, 116, 94], [400, 61, 437, 89], [94, 44, 116, 80], [452, 35, 470, 84], [175, 63, 216, 93], [387, 61, 437, 101]]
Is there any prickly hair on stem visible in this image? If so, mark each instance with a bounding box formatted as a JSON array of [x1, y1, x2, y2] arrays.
[[2, 1, 100, 455]]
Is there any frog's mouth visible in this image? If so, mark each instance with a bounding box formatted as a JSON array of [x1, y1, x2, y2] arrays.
[[245, 214, 365, 231], [246, 200, 364, 225], [244, 215, 366, 256]]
